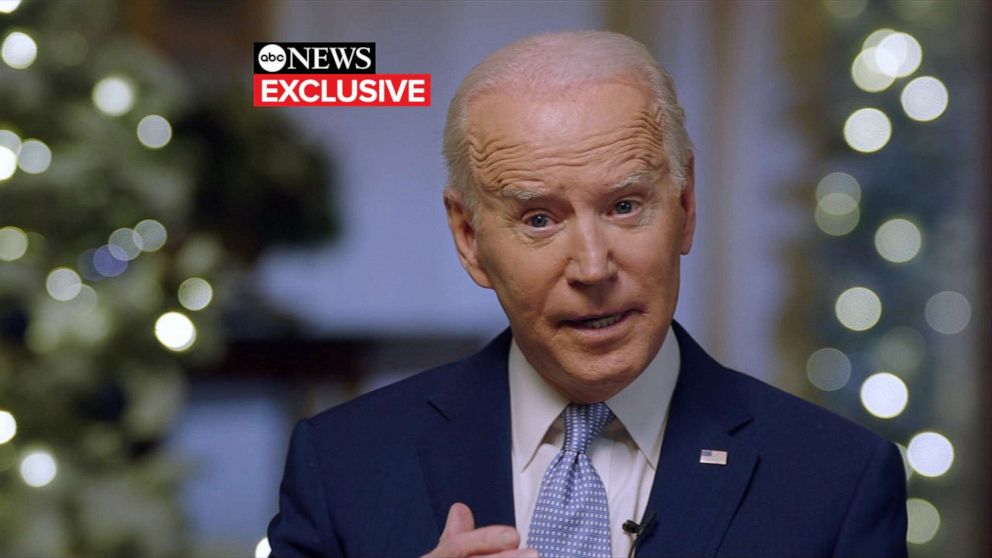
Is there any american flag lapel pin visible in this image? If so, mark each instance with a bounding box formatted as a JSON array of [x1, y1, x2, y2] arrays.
[[699, 449, 728, 465]]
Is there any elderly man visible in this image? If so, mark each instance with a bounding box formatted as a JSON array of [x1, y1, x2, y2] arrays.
[[268, 31, 907, 558]]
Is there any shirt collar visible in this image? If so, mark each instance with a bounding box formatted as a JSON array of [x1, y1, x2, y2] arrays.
[[509, 326, 681, 471]]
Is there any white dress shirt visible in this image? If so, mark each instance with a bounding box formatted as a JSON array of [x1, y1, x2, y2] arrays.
[[509, 327, 681, 557]]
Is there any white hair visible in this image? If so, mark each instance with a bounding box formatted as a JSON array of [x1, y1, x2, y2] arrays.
[[442, 30, 694, 215]]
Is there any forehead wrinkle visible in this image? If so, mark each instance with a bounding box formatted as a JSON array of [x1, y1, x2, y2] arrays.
[[468, 107, 667, 195]]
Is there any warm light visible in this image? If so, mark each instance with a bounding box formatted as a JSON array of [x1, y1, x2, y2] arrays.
[[907, 432, 953, 477], [255, 537, 272, 558], [814, 206, 859, 236], [155, 311, 196, 351], [0, 410, 15, 444], [844, 108, 891, 153], [92, 76, 136, 116], [1, 31, 37, 69], [0, 226, 28, 261], [135, 219, 167, 252], [0, 129, 20, 153], [20, 450, 57, 487], [877, 32, 922, 78], [0, 145, 16, 180], [906, 498, 940, 544], [835, 286, 882, 331], [924, 291, 970, 334], [137, 115, 173, 149], [862, 28, 895, 51], [901, 76, 948, 122], [875, 327, 926, 372], [806, 348, 851, 391], [108, 228, 143, 261], [0, 1, 23, 14], [17, 139, 52, 174], [860, 372, 908, 419], [46, 267, 82, 301], [874, 218, 922, 263], [179, 277, 214, 311], [824, 0, 867, 19], [851, 48, 895, 93]]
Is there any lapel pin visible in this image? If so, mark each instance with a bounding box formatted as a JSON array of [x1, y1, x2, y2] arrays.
[[699, 449, 728, 465]]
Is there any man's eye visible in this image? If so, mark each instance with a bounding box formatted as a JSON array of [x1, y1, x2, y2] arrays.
[[527, 214, 551, 228], [614, 200, 637, 214]]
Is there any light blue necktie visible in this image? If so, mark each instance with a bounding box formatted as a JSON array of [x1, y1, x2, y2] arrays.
[[527, 402, 615, 558]]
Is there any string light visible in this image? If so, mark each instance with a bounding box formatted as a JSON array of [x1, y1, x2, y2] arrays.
[[20, 450, 57, 487], [1, 31, 37, 69], [859, 372, 908, 419], [874, 218, 922, 263], [92, 76, 136, 116], [901, 76, 948, 122], [844, 108, 892, 153], [0, 226, 28, 261], [17, 139, 52, 174], [155, 311, 196, 352], [178, 278, 213, 311], [835, 286, 882, 332], [924, 291, 971, 334], [0, 1, 23, 14], [0, 410, 16, 444], [255, 537, 271, 558], [907, 432, 954, 477], [137, 115, 173, 149]]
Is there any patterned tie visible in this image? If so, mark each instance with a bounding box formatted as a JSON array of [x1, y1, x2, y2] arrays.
[[527, 402, 615, 558]]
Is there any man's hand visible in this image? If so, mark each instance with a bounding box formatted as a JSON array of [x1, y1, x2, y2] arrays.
[[422, 503, 537, 558]]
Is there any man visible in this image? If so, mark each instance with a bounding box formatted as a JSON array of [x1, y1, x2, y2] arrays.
[[268, 31, 907, 558]]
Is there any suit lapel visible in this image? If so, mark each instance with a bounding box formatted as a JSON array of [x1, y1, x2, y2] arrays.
[[635, 323, 759, 558], [417, 330, 517, 533]]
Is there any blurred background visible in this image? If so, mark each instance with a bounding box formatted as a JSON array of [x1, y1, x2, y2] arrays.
[[0, 0, 987, 557]]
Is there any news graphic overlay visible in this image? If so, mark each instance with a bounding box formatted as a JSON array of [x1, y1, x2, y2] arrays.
[[253, 42, 431, 107]]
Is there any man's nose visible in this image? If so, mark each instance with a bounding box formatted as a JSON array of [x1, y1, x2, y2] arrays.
[[564, 219, 617, 286]]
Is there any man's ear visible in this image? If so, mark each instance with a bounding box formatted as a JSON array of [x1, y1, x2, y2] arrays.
[[679, 155, 697, 255], [444, 191, 494, 289]]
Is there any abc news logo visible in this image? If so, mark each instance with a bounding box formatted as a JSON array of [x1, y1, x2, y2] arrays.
[[252, 41, 430, 107], [253, 42, 375, 74]]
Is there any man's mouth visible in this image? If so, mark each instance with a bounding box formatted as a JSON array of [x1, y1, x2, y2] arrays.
[[565, 311, 630, 330]]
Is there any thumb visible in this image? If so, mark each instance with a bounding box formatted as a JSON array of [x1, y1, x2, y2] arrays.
[[442, 502, 475, 538]]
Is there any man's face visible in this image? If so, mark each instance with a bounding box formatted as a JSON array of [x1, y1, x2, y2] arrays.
[[447, 82, 695, 403]]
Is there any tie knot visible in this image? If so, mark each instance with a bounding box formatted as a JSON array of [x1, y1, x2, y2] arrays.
[[563, 402, 614, 454]]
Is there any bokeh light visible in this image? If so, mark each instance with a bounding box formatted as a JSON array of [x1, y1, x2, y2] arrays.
[[875, 327, 926, 372], [877, 32, 922, 78], [901, 76, 948, 122], [907, 432, 954, 477], [0, 129, 21, 152], [835, 286, 882, 331], [155, 311, 197, 352], [906, 498, 940, 544], [17, 139, 52, 174], [255, 537, 272, 558], [823, 0, 867, 19], [108, 228, 143, 261], [93, 245, 128, 277], [0, 226, 28, 261], [0, 410, 16, 444], [844, 108, 892, 153], [178, 277, 214, 311], [137, 115, 173, 149], [874, 218, 922, 263], [46, 267, 82, 301], [806, 348, 851, 391], [924, 291, 971, 334], [135, 219, 168, 252], [92, 76, 136, 116], [851, 48, 895, 93], [20, 450, 57, 487], [1, 31, 37, 69], [0, 145, 16, 180], [0, 1, 23, 15], [860, 372, 908, 419]]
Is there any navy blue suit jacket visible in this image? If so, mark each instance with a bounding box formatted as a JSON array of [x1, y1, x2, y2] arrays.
[[268, 323, 907, 557]]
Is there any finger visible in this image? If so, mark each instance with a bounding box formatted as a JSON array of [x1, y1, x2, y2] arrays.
[[442, 525, 520, 557], [441, 502, 475, 539]]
